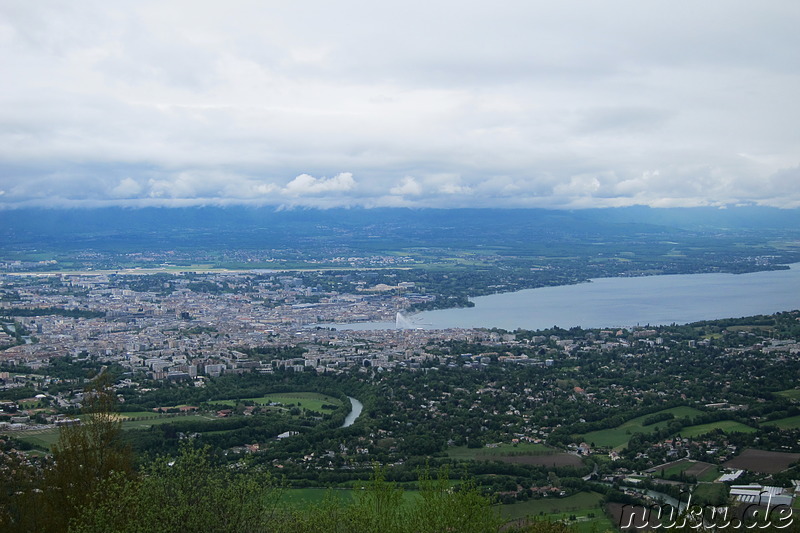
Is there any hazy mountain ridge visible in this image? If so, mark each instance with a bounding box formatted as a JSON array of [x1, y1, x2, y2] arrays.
[[3, 206, 799, 253]]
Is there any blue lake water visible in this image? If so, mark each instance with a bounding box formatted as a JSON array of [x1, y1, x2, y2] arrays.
[[335, 263, 800, 331]]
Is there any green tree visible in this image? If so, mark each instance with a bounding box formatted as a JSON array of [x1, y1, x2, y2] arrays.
[[409, 466, 503, 533], [1, 375, 133, 533], [0, 439, 43, 531], [70, 443, 281, 533], [44, 374, 134, 533], [280, 465, 502, 533]]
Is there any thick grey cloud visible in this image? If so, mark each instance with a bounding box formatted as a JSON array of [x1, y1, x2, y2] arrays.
[[0, 1, 799, 209]]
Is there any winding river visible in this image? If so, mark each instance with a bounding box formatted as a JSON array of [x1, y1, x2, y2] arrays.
[[341, 396, 363, 428]]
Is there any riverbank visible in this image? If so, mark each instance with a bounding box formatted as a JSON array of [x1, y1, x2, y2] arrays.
[[342, 397, 363, 428]]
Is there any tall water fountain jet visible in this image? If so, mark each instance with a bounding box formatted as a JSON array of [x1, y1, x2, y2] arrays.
[[395, 311, 414, 329]]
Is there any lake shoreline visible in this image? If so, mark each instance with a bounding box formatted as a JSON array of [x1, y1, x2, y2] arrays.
[[333, 263, 800, 332]]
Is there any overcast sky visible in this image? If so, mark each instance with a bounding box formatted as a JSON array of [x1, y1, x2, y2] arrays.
[[1, 1, 798, 209]]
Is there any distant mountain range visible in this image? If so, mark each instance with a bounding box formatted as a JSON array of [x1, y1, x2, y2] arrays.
[[2, 206, 800, 255]]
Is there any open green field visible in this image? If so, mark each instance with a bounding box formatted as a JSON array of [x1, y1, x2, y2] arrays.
[[17, 399, 47, 409], [501, 491, 604, 519], [677, 420, 757, 438], [209, 392, 342, 413], [501, 491, 610, 532], [120, 413, 213, 429], [692, 483, 729, 506], [4, 393, 337, 451], [579, 406, 703, 449], [3, 413, 213, 449], [282, 488, 355, 508], [4, 428, 62, 449], [765, 415, 800, 429], [776, 388, 800, 400], [694, 466, 720, 483], [447, 442, 554, 460], [652, 459, 720, 482], [283, 487, 611, 530], [657, 460, 691, 478]]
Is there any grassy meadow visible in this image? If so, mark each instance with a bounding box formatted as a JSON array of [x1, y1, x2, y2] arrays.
[[676, 420, 757, 438], [765, 414, 800, 430], [209, 392, 343, 413], [501, 491, 613, 532], [579, 406, 703, 449], [776, 388, 800, 401]]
